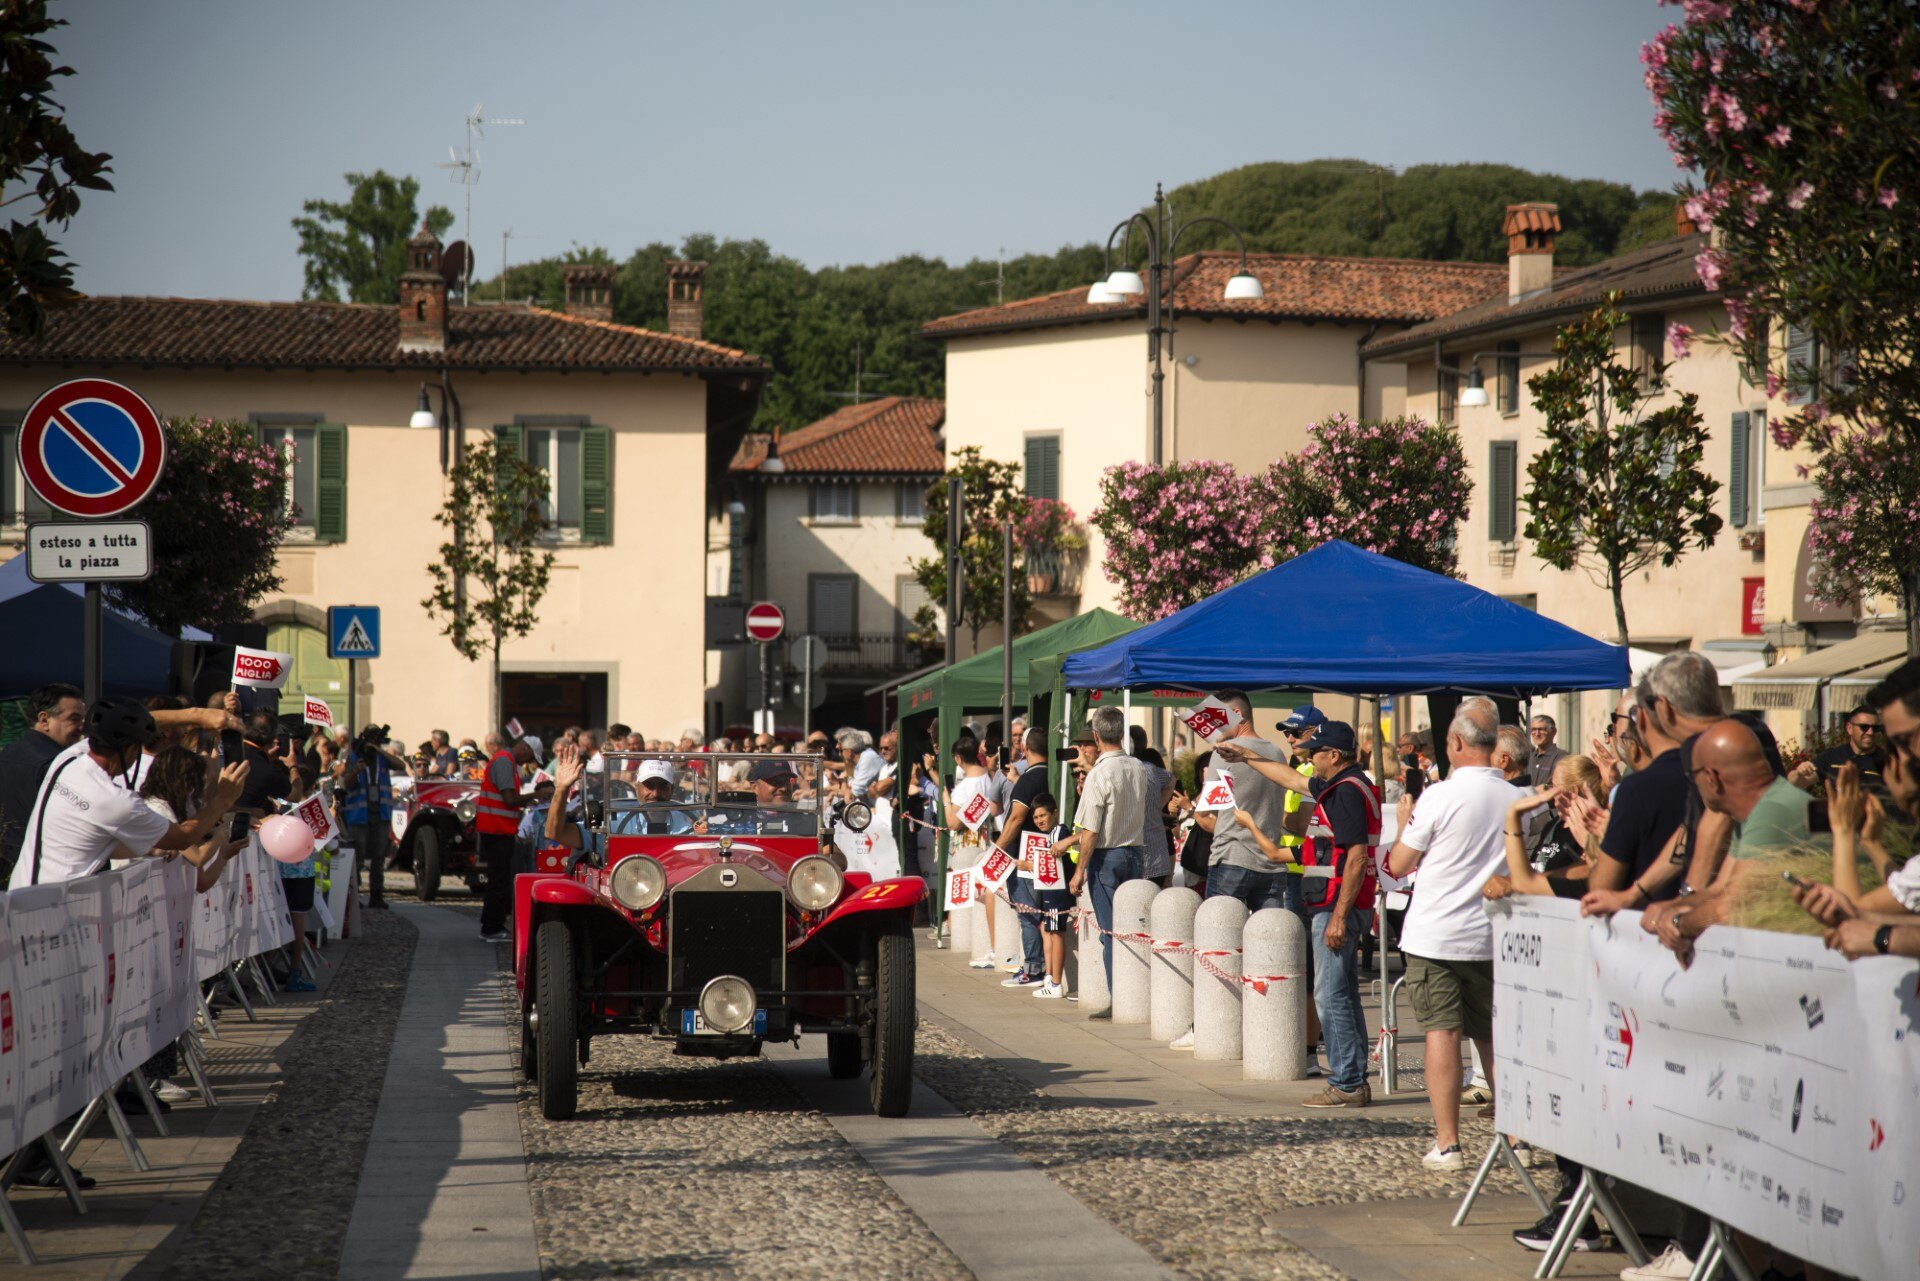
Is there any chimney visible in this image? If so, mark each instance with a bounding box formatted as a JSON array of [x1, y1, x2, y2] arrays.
[[563, 264, 615, 322], [1501, 202, 1561, 303], [397, 224, 448, 353], [668, 260, 706, 340], [1674, 201, 1702, 237]]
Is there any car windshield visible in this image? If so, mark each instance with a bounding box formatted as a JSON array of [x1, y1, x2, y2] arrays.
[[584, 752, 827, 836]]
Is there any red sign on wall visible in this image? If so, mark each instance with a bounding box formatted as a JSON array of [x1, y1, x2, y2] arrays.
[[1742, 577, 1766, 636]]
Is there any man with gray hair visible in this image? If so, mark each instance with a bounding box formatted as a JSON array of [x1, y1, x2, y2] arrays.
[[1057, 705, 1149, 1013], [1385, 702, 1526, 1170], [1526, 714, 1567, 788], [837, 727, 885, 802]]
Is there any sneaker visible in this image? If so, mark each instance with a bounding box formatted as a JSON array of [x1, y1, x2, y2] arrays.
[[1303, 1056, 1324, 1078], [1169, 1028, 1195, 1051], [150, 1078, 192, 1103], [969, 953, 997, 970], [283, 976, 317, 993], [1301, 1083, 1371, 1109], [1512, 1204, 1600, 1253], [1001, 971, 1040, 987], [479, 929, 510, 944], [1066, 992, 1080, 1002], [1033, 980, 1065, 1000], [1461, 1084, 1492, 1105], [1086, 1006, 1112, 1020], [1620, 1244, 1695, 1280], [1421, 1144, 1465, 1171], [1001, 957, 1025, 973]]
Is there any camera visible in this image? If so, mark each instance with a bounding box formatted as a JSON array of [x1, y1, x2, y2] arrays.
[[356, 722, 390, 748]]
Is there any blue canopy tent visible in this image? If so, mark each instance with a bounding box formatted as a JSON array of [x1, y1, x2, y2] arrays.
[[0, 555, 211, 700], [1062, 541, 1628, 697]]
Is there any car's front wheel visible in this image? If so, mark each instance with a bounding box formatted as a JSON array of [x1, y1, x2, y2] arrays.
[[535, 919, 578, 1119], [415, 827, 443, 901], [826, 1032, 862, 1079], [520, 1008, 537, 1082], [869, 914, 914, 1117]]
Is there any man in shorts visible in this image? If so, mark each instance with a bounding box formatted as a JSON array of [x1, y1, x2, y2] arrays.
[[1384, 701, 1524, 1172]]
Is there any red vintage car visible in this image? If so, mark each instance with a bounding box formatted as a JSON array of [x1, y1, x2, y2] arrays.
[[514, 752, 924, 1119], [395, 776, 484, 901]]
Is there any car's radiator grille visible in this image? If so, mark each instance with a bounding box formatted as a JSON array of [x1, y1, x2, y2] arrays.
[[670, 888, 785, 994]]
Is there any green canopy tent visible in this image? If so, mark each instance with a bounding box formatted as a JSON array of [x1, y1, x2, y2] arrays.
[[894, 609, 1137, 924]]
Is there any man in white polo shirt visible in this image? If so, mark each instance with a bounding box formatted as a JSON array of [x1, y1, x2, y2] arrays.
[[1384, 701, 1525, 1172], [10, 698, 249, 891]]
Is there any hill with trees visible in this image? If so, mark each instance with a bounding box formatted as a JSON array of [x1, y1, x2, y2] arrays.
[[308, 160, 1678, 429]]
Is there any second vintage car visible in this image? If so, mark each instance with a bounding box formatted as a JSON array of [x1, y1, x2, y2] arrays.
[[514, 752, 925, 1120]]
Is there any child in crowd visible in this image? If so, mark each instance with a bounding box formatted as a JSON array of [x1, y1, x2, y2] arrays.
[[1018, 793, 1074, 1000]]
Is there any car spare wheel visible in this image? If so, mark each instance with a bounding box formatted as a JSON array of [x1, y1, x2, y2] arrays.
[[535, 919, 578, 1119], [869, 914, 914, 1117], [826, 1032, 862, 1079], [415, 826, 442, 901]]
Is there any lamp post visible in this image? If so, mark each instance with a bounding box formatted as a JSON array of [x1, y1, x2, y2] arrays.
[[1445, 350, 1557, 409], [1091, 183, 1265, 465], [410, 372, 467, 618]]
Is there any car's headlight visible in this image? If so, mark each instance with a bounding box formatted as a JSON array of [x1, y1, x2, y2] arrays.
[[609, 855, 666, 912], [453, 798, 476, 824], [698, 975, 756, 1034], [787, 855, 843, 912]]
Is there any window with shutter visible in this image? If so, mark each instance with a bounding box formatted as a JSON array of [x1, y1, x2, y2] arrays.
[[896, 575, 930, 639], [579, 425, 610, 544], [1631, 312, 1665, 387], [1497, 342, 1521, 415], [1752, 410, 1767, 526], [810, 574, 857, 639], [254, 415, 341, 542], [897, 481, 928, 521], [1024, 435, 1060, 500], [1783, 324, 1817, 405], [809, 482, 857, 522], [1489, 441, 1518, 543], [313, 424, 347, 543], [1438, 367, 1459, 425], [1729, 411, 1750, 528]]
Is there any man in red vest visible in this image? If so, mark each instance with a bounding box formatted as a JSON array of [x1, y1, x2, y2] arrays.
[[476, 732, 532, 942]]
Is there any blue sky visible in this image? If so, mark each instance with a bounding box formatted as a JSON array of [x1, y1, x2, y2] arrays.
[[51, 0, 1682, 300]]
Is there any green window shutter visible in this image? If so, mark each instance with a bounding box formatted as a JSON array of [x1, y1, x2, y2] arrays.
[[580, 424, 611, 544], [493, 424, 523, 490], [1489, 441, 1517, 543], [314, 423, 347, 543], [1728, 412, 1750, 528], [1025, 435, 1059, 500], [1783, 324, 1815, 405]]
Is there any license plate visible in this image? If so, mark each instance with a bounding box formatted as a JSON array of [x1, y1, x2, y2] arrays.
[[680, 1008, 768, 1036]]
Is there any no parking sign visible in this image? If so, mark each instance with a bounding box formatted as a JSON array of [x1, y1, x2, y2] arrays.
[[17, 378, 167, 517]]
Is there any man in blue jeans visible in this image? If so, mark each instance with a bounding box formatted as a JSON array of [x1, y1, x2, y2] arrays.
[[1059, 706, 1148, 1016], [994, 728, 1053, 987]]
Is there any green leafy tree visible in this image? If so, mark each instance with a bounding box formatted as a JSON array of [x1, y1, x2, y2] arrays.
[[108, 418, 293, 633], [1262, 414, 1473, 575], [912, 447, 1030, 649], [1643, 3, 1920, 648], [292, 171, 453, 303], [1521, 296, 1722, 650], [422, 440, 556, 732], [0, 0, 113, 338]]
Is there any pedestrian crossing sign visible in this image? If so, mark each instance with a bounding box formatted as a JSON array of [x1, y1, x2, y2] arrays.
[[327, 606, 381, 659]]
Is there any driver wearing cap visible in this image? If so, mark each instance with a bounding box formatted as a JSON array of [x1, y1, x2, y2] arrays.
[[711, 759, 818, 837], [609, 761, 699, 836]]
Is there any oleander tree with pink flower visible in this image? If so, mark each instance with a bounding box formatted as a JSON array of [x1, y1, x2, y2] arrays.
[[1261, 414, 1473, 576], [106, 417, 295, 634], [1092, 460, 1271, 621], [1645, 0, 1920, 644]]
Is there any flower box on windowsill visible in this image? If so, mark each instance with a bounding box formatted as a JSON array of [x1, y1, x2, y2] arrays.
[[1738, 529, 1766, 553]]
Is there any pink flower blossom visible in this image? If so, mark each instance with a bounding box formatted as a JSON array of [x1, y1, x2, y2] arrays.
[[1787, 183, 1814, 210], [1694, 248, 1724, 291], [1878, 188, 1900, 209], [1665, 322, 1694, 360], [1767, 124, 1791, 147]]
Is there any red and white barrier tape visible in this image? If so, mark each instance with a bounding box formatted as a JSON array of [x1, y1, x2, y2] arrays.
[[993, 898, 1290, 993]]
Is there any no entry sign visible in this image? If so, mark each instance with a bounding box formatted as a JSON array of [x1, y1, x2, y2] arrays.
[[745, 601, 785, 644], [17, 378, 167, 518]]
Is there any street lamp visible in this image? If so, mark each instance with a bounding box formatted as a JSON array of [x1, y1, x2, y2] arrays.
[[1445, 350, 1557, 410], [410, 374, 464, 474], [1093, 183, 1265, 464]]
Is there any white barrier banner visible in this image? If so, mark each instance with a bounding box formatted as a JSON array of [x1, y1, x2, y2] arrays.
[[1491, 898, 1917, 1278]]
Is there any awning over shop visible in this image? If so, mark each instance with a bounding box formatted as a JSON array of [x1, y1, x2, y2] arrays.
[[1828, 655, 1906, 697], [1731, 630, 1908, 711]]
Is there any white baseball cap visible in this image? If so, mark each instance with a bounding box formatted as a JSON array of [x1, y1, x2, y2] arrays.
[[637, 760, 675, 787]]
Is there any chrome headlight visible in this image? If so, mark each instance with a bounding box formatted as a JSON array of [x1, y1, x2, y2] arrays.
[[609, 855, 665, 912], [698, 975, 756, 1034], [787, 855, 843, 912], [453, 798, 477, 824], [842, 801, 872, 832]]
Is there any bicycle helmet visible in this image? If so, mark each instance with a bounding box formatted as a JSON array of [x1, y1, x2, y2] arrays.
[[86, 697, 159, 751]]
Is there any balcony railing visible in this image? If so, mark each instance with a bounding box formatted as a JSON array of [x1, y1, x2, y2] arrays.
[[816, 634, 936, 675], [1024, 543, 1086, 597]]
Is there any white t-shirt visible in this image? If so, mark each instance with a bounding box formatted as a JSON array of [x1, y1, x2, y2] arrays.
[[950, 771, 1001, 841], [1887, 857, 1920, 913], [8, 742, 173, 889], [1395, 765, 1525, 961]]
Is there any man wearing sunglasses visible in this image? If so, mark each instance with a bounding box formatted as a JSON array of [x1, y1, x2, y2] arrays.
[[1806, 704, 1888, 797]]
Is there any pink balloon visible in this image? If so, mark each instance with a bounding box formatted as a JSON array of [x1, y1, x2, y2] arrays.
[[261, 814, 315, 864]]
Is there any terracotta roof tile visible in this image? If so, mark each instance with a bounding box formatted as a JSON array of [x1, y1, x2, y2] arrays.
[[1361, 233, 1710, 358], [922, 251, 1510, 339], [731, 397, 944, 477], [0, 296, 767, 374]]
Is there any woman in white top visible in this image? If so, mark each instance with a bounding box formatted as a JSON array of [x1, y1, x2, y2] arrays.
[[944, 735, 1004, 968]]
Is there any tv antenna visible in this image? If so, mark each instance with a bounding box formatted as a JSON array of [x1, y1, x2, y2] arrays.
[[438, 103, 524, 303]]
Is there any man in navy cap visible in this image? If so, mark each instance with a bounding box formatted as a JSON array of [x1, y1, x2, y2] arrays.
[[741, 758, 817, 836]]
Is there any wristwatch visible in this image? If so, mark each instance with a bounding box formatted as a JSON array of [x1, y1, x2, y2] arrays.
[[1875, 923, 1894, 955]]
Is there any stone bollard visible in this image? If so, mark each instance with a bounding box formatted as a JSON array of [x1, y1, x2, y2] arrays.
[[1193, 895, 1250, 1061], [1075, 886, 1107, 1012], [1242, 907, 1310, 1081], [1110, 879, 1159, 1024], [1149, 886, 1202, 1042]]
